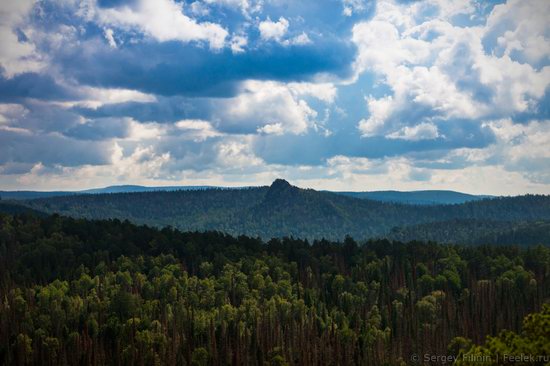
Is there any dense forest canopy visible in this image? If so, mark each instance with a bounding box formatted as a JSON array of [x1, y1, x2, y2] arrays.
[[8, 179, 550, 243], [335, 190, 492, 205], [1, 212, 549, 365], [1, 185, 489, 204], [386, 219, 550, 246]]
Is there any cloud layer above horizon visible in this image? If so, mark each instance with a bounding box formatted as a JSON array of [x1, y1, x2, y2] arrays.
[[0, 0, 549, 194]]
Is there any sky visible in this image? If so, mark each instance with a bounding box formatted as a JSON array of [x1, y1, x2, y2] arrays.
[[0, 0, 549, 194]]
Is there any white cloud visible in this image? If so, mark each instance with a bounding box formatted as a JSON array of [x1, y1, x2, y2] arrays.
[[258, 18, 311, 46], [320, 152, 549, 195], [216, 136, 264, 169], [358, 96, 394, 136], [424, 118, 550, 187], [0, 104, 28, 124], [290, 32, 312, 45], [230, 34, 248, 53], [287, 82, 337, 103], [108, 143, 172, 181], [326, 155, 420, 189], [175, 119, 222, 141], [97, 0, 228, 49], [104, 28, 117, 48], [425, 165, 546, 195], [387, 122, 441, 141], [214, 80, 317, 135], [0, 0, 35, 18], [352, 0, 550, 137], [486, 0, 550, 65], [190, 1, 210, 16], [259, 17, 289, 42], [62, 87, 157, 109], [125, 120, 165, 140], [342, 0, 369, 17], [257, 123, 284, 135], [327, 155, 373, 175], [428, 0, 476, 19], [484, 119, 550, 183], [203, 0, 263, 17], [0, 0, 44, 76]]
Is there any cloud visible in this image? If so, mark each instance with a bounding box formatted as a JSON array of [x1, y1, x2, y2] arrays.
[[258, 17, 313, 46], [230, 34, 247, 53], [484, 119, 550, 183], [287, 82, 337, 103], [259, 17, 289, 42], [0, 100, 82, 134], [74, 87, 157, 108], [257, 123, 284, 135], [290, 32, 312, 46], [97, 0, 135, 7], [352, 0, 550, 140], [216, 136, 264, 170], [96, 0, 229, 49], [75, 81, 336, 133], [0, 128, 114, 168], [387, 122, 441, 141], [0, 0, 549, 194], [359, 95, 394, 136], [52, 36, 354, 97], [189, 1, 210, 17], [64, 117, 132, 141], [174, 119, 222, 142], [103, 28, 117, 48], [484, 0, 550, 66], [0, 103, 28, 124], [212, 80, 317, 134], [204, 0, 263, 17], [0, 73, 74, 102], [0, 0, 44, 77], [342, 0, 371, 16], [73, 96, 207, 123]]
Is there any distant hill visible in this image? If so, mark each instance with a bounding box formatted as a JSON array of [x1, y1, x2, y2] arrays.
[[385, 219, 550, 245], [2, 184, 490, 205], [13, 179, 550, 241], [0, 191, 78, 200], [336, 190, 492, 205], [80, 185, 216, 194], [0, 185, 220, 200], [0, 201, 47, 216]]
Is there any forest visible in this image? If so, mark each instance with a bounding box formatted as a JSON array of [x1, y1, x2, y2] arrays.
[[1, 212, 549, 365], [386, 219, 550, 246], [9, 179, 550, 243]]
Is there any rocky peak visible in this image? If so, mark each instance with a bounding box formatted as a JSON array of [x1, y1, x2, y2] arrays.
[[264, 179, 298, 202], [270, 179, 292, 190]]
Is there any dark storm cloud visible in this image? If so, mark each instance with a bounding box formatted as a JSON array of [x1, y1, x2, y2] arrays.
[[63, 117, 131, 141], [74, 96, 210, 123], [52, 39, 356, 97], [0, 72, 73, 102], [0, 130, 113, 167]]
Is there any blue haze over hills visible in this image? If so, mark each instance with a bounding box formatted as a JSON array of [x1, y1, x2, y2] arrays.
[[0, 179, 548, 245], [1, 184, 492, 205]]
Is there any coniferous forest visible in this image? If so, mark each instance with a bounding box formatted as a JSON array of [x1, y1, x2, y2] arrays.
[[11, 179, 550, 243], [2, 0, 550, 364], [1, 212, 549, 365]]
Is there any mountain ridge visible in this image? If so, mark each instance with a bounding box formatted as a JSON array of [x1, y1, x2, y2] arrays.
[[336, 189, 493, 205], [2, 181, 494, 205], [7, 179, 550, 242]]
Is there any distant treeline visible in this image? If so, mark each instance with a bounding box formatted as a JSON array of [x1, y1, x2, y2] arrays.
[[1, 212, 549, 365], [386, 219, 550, 246], [11, 180, 550, 242]]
